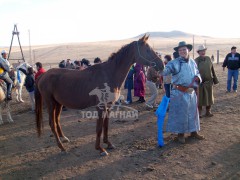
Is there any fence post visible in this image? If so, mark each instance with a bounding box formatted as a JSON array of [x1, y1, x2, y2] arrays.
[[217, 50, 219, 64]]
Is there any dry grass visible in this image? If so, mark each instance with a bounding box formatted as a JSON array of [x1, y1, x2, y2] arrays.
[[5, 36, 240, 69]]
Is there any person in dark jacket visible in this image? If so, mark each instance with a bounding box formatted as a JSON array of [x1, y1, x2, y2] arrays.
[[24, 67, 35, 111], [222, 46, 240, 92], [124, 65, 134, 104]]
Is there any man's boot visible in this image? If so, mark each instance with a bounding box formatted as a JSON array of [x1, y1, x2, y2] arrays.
[[7, 83, 13, 100], [205, 106, 213, 117], [198, 106, 203, 118], [178, 133, 185, 144], [190, 131, 205, 140]]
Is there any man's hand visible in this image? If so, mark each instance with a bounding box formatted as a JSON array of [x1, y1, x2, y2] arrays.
[[194, 76, 200, 82]]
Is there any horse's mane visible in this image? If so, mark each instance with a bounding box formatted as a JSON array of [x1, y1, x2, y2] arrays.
[[107, 41, 135, 64]]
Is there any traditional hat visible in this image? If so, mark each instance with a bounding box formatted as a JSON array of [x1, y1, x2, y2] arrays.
[[197, 45, 207, 52], [1, 50, 7, 54], [174, 41, 192, 52]]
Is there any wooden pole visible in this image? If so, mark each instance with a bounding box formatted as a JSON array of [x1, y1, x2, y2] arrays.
[[217, 50, 219, 64]]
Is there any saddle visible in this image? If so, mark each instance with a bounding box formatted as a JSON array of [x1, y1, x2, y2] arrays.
[[0, 79, 7, 97]]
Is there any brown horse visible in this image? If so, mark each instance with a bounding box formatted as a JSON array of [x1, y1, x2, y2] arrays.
[[35, 35, 164, 155]]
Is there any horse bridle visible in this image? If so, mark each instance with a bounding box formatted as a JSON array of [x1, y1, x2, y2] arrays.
[[136, 41, 159, 67]]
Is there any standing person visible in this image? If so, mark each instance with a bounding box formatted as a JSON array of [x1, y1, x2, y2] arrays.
[[156, 52, 163, 89], [134, 63, 146, 103], [162, 41, 204, 144], [222, 46, 240, 92], [211, 55, 215, 62], [80, 58, 91, 70], [124, 65, 134, 104], [94, 57, 102, 64], [145, 65, 159, 108], [65, 59, 74, 69], [0, 50, 13, 100], [35, 62, 46, 80], [163, 55, 172, 98], [24, 67, 35, 112], [195, 45, 219, 118]]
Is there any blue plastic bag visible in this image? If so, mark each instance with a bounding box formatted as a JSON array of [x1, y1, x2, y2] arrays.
[[155, 95, 170, 147]]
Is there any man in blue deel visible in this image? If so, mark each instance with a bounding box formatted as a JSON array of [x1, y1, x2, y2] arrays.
[[162, 41, 205, 144]]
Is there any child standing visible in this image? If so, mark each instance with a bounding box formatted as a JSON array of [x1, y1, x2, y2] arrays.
[[24, 67, 35, 112]]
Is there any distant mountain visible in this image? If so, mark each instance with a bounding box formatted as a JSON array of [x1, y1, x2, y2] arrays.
[[135, 30, 209, 38]]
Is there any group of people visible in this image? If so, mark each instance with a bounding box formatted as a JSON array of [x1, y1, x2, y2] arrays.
[[0, 50, 46, 112], [1, 41, 239, 145], [124, 41, 240, 144], [59, 57, 102, 70]]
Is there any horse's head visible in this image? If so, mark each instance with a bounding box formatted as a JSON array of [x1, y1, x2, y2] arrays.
[[134, 34, 164, 71], [16, 62, 33, 73]]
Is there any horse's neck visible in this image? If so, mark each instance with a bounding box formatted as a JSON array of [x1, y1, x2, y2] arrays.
[[107, 52, 134, 89]]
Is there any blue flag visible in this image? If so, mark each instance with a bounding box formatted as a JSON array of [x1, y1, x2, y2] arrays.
[[155, 95, 170, 147]]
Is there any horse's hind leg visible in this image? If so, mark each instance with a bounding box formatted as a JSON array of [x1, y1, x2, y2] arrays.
[[103, 110, 115, 149], [55, 103, 70, 143], [47, 99, 65, 151]]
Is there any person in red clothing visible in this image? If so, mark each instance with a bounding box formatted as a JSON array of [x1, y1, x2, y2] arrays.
[[35, 62, 46, 80]]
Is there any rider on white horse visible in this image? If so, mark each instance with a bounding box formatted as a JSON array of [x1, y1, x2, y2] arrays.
[[0, 50, 14, 100]]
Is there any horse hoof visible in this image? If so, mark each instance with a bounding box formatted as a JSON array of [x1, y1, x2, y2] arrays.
[[100, 151, 109, 156], [107, 144, 116, 150], [61, 136, 70, 143]]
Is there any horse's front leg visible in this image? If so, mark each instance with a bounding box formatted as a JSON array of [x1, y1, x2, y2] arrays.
[[6, 102, 13, 123], [0, 106, 3, 125], [95, 110, 108, 156], [103, 110, 115, 149], [19, 86, 24, 102]]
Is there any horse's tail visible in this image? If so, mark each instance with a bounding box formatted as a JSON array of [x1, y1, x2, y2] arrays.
[[35, 82, 43, 137]]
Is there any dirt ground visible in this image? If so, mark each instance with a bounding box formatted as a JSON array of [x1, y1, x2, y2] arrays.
[[0, 65, 240, 180]]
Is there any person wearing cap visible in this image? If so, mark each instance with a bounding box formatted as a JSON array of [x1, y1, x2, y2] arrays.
[[222, 46, 240, 93], [195, 45, 219, 118], [0, 50, 14, 100], [162, 41, 204, 144]]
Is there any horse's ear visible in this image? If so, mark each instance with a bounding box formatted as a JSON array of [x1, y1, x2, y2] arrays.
[[145, 34, 150, 42], [139, 34, 146, 42]]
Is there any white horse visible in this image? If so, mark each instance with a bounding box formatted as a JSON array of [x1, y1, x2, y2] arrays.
[[14, 62, 32, 102], [0, 70, 16, 125]]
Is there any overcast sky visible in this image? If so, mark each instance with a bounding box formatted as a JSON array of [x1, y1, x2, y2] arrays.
[[1, 0, 239, 46]]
